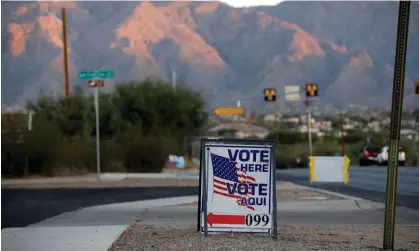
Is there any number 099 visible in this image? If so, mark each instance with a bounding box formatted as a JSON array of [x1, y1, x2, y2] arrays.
[[245, 214, 270, 227]]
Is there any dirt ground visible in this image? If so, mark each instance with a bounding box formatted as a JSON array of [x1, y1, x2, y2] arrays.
[[109, 224, 419, 251]]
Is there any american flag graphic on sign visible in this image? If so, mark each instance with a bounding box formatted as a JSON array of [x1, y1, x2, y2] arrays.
[[211, 153, 256, 211]]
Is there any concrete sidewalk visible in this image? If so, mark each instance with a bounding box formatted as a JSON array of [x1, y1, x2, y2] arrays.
[[2, 182, 419, 251]]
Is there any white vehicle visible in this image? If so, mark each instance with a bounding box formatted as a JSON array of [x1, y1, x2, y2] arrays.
[[376, 146, 406, 166]]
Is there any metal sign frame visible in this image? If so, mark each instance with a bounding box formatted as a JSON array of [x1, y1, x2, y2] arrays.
[[197, 138, 277, 239]]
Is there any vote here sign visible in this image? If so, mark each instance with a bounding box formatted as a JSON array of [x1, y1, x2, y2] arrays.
[[199, 139, 277, 237]]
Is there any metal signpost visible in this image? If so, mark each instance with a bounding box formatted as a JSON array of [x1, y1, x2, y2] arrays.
[[82, 71, 114, 181], [383, 1, 410, 250], [198, 138, 277, 239]]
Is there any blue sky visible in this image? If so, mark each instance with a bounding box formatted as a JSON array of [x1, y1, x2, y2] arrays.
[[218, 0, 284, 8]]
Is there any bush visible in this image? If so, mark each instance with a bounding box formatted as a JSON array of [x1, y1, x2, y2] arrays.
[[101, 139, 126, 173], [313, 142, 341, 156], [116, 124, 180, 173], [52, 138, 96, 176], [266, 131, 316, 144], [275, 144, 307, 169], [24, 117, 61, 175], [2, 133, 26, 177], [1, 117, 62, 177]]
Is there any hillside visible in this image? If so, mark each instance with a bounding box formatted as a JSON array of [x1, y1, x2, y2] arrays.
[[1, 1, 418, 111]]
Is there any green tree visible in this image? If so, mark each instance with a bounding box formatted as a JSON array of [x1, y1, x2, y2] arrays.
[[112, 79, 207, 138], [4, 78, 210, 176]]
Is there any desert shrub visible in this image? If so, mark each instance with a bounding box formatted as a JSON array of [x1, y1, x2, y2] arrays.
[[2, 117, 61, 177], [313, 142, 341, 156], [275, 144, 307, 169], [52, 138, 96, 175], [100, 139, 126, 172], [116, 124, 180, 173]]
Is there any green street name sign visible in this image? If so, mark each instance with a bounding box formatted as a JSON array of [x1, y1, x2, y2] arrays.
[[79, 71, 114, 79]]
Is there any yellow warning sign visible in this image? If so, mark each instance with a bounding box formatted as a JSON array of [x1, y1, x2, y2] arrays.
[[213, 107, 245, 115]]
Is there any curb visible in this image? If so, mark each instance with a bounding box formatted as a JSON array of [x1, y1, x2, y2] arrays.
[[81, 195, 199, 211], [100, 172, 178, 181], [1, 172, 198, 185], [294, 184, 386, 210], [100, 172, 200, 181]]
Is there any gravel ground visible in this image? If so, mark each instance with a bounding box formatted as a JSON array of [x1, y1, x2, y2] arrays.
[[109, 224, 419, 251]]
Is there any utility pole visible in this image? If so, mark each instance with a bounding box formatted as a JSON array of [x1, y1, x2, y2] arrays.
[[340, 112, 345, 156], [62, 8, 70, 105]]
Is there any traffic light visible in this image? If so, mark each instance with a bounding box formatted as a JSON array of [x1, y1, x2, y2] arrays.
[[415, 82, 419, 95], [264, 88, 277, 102], [305, 83, 318, 97]]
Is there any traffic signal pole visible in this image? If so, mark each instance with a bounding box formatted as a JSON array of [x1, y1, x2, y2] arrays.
[[304, 83, 317, 157], [306, 99, 313, 156], [274, 102, 280, 145], [263, 88, 279, 145]]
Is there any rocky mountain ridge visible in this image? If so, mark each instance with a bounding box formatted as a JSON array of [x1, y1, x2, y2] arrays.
[[2, 1, 418, 111]]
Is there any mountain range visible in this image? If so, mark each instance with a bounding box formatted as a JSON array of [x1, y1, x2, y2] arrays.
[[2, 1, 419, 111]]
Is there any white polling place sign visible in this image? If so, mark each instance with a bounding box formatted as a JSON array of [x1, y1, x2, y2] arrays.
[[308, 155, 350, 183], [197, 138, 278, 239]]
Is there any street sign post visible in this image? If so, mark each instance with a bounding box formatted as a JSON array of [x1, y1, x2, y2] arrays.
[[198, 138, 277, 239], [88, 78, 105, 181], [383, 1, 410, 250], [79, 71, 114, 79]]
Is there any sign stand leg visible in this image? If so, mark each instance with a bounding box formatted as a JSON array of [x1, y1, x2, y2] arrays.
[[203, 147, 209, 237], [197, 139, 205, 231], [271, 145, 278, 240]]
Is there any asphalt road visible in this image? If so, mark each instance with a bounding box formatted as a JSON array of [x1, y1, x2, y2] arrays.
[[1, 187, 198, 229], [3, 166, 419, 229], [276, 166, 419, 209]]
